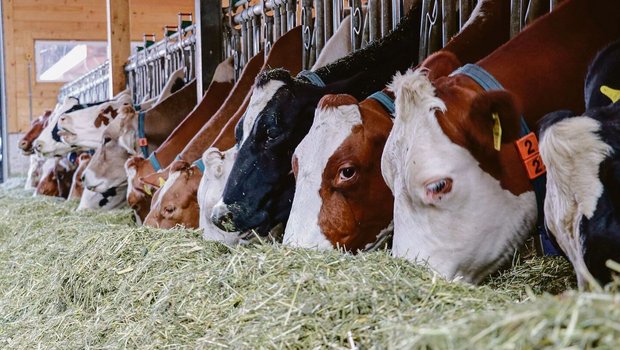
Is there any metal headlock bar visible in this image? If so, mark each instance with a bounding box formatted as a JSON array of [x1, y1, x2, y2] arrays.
[[58, 0, 558, 104]]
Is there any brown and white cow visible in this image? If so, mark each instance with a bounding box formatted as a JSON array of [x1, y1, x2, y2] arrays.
[[67, 152, 91, 201], [283, 0, 511, 251], [34, 156, 76, 198], [381, 0, 620, 283], [18, 110, 52, 155]]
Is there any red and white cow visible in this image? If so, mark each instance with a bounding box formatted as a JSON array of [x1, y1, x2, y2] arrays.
[[381, 0, 620, 283], [283, 0, 511, 251]]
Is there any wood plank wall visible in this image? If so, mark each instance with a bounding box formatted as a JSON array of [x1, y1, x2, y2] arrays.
[[2, 0, 193, 133]]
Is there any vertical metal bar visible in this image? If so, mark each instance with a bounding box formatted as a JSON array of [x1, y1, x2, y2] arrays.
[[195, 0, 223, 96], [419, 0, 432, 61], [301, 0, 314, 69], [287, 0, 298, 31], [252, 14, 261, 56], [510, 0, 522, 38], [459, 0, 472, 30], [549, 0, 560, 10], [264, 13, 274, 55], [368, 0, 380, 43], [325, 0, 334, 41], [428, 0, 442, 54], [381, 0, 392, 38], [333, 0, 342, 29], [391, 0, 401, 30], [315, 0, 325, 55], [525, 0, 547, 25], [349, 0, 363, 52], [442, 0, 456, 47], [274, 3, 283, 39], [241, 18, 249, 65]]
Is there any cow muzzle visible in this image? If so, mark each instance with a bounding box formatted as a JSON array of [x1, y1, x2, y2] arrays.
[[211, 202, 236, 232]]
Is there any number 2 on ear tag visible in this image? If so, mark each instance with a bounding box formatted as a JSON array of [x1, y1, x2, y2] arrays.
[[492, 113, 502, 151]]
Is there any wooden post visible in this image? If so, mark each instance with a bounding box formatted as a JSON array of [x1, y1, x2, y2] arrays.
[[0, 0, 7, 181], [106, 0, 131, 97], [195, 0, 223, 97]]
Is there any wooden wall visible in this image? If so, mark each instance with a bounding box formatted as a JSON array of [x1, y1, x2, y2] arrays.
[[2, 0, 193, 133]]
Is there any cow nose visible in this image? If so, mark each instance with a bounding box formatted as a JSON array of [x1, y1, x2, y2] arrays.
[[211, 203, 236, 232], [18, 140, 28, 150]]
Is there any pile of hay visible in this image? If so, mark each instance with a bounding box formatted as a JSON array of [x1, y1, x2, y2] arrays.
[[1, 180, 618, 349]]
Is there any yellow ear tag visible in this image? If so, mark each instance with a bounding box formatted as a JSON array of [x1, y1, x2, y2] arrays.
[[601, 85, 620, 104], [143, 184, 152, 196], [158, 177, 166, 188], [492, 112, 502, 151]]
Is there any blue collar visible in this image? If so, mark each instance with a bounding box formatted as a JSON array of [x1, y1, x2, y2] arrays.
[[193, 159, 205, 173], [137, 111, 149, 158], [451, 64, 560, 256], [297, 70, 326, 87], [368, 91, 395, 116], [148, 152, 161, 172]]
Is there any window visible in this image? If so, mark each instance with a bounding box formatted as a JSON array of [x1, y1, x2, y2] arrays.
[[34, 40, 141, 82], [35, 41, 108, 82]]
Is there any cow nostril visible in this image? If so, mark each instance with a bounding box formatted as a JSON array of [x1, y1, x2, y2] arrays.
[[211, 205, 236, 232], [18, 141, 27, 149]]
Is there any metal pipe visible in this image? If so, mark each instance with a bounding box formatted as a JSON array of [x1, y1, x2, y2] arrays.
[[333, 0, 342, 29], [287, 0, 297, 31], [525, 0, 547, 25], [381, 0, 392, 37], [419, 0, 432, 61], [428, 0, 441, 54], [273, 3, 283, 39], [349, 0, 363, 51], [510, 0, 522, 38], [252, 14, 261, 56], [301, 0, 314, 69], [442, 0, 457, 47], [368, 0, 380, 43], [315, 0, 326, 55], [264, 13, 274, 55], [458, 0, 472, 30]]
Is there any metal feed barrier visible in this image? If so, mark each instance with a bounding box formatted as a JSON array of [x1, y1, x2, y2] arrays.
[[57, 61, 109, 104], [125, 13, 197, 104], [57, 0, 559, 104]]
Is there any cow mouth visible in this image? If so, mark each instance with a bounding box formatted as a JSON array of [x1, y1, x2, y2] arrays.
[[238, 222, 285, 243]]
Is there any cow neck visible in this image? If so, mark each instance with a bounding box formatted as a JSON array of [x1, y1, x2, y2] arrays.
[[310, 3, 422, 98], [479, 0, 620, 123], [452, 63, 559, 256]]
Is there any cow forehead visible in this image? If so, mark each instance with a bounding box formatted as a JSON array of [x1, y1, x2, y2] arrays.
[[242, 80, 286, 144], [296, 103, 362, 164]]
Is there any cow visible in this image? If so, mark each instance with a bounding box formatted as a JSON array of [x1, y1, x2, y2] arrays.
[[211, 3, 423, 236], [141, 26, 305, 229], [124, 50, 264, 223], [380, 0, 620, 284], [539, 40, 620, 289], [34, 156, 76, 198], [18, 110, 52, 155], [283, 0, 511, 252], [25, 154, 47, 191], [67, 152, 92, 201], [32, 97, 81, 157]]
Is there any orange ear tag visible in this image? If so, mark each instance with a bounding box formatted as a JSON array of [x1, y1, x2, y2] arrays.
[[515, 132, 546, 180], [138, 138, 148, 147]]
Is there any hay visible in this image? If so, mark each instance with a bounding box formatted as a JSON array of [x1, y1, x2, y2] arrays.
[[0, 180, 618, 349]]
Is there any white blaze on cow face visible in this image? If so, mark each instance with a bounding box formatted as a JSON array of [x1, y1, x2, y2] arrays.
[[34, 97, 80, 157], [198, 147, 240, 245], [57, 94, 131, 149], [381, 69, 536, 284], [540, 115, 612, 289], [283, 100, 362, 250]]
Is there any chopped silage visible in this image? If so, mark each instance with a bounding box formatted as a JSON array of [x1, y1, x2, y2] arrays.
[[0, 180, 618, 349]]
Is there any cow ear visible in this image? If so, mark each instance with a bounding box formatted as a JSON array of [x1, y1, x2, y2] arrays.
[[468, 90, 522, 150], [118, 129, 138, 155], [421, 51, 462, 81]]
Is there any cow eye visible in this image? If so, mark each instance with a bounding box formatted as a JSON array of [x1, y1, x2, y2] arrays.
[[339, 166, 356, 181], [104, 137, 112, 144], [266, 127, 279, 139], [424, 178, 453, 204]]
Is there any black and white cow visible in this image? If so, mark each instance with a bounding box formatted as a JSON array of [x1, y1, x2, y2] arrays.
[[539, 40, 620, 289]]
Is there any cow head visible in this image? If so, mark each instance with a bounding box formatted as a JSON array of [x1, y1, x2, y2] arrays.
[[56, 94, 131, 149], [34, 156, 76, 198], [125, 156, 156, 224], [19, 110, 52, 155], [540, 104, 620, 289], [198, 147, 240, 245], [25, 154, 46, 190], [82, 105, 136, 193], [144, 160, 201, 229], [381, 69, 536, 283], [33, 97, 81, 156], [76, 186, 127, 211], [68, 152, 92, 201], [284, 94, 394, 251], [212, 69, 343, 235]]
